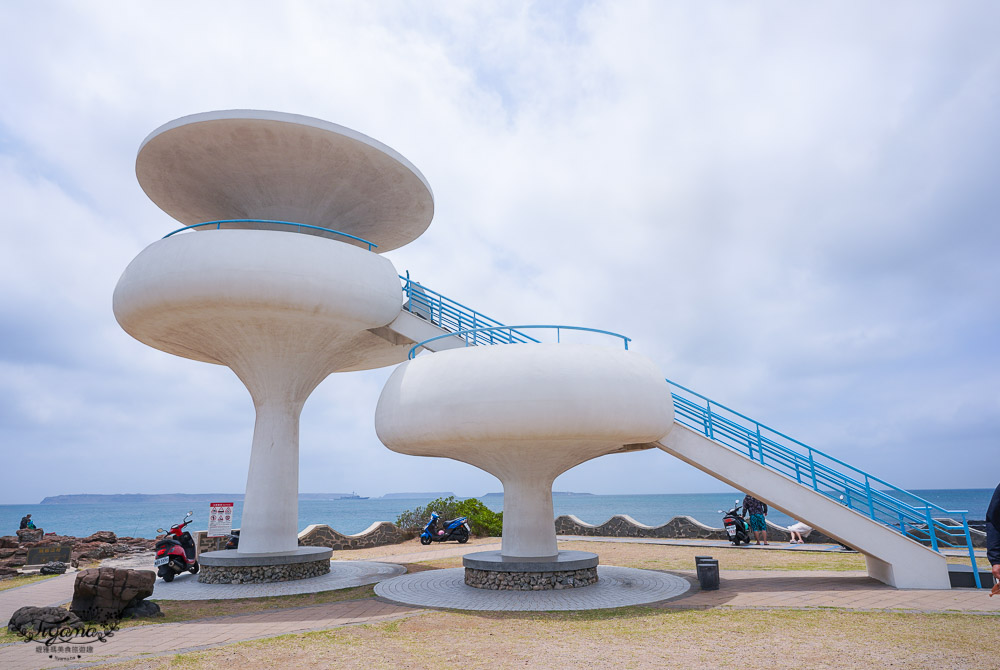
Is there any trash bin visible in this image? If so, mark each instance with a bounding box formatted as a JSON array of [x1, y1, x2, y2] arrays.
[[694, 555, 713, 569], [696, 558, 720, 590]]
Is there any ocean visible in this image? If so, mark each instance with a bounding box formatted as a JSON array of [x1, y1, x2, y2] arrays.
[[1, 489, 992, 539]]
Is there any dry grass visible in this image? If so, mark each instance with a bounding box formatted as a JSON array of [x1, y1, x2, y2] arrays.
[[85, 608, 1000, 670], [0, 573, 57, 591], [557, 541, 870, 572]]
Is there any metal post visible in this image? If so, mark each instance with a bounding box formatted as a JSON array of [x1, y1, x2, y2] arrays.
[[924, 506, 939, 552], [809, 449, 818, 490], [959, 514, 982, 589], [865, 477, 875, 520], [706, 401, 714, 440], [755, 425, 764, 464]]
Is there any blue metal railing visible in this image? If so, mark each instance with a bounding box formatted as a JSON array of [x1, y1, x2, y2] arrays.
[[667, 378, 982, 587], [408, 324, 631, 359], [400, 273, 540, 346], [393, 274, 982, 587], [163, 219, 378, 251]]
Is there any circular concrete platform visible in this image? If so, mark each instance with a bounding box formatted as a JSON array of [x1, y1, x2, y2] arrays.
[[146, 560, 405, 600], [136, 110, 434, 252], [374, 566, 690, 611]]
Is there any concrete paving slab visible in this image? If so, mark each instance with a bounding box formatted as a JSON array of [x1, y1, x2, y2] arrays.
[[374, 566, 690, 611]]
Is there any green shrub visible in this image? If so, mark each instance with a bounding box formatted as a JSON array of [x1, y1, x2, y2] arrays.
[[395, 496, 502, 537]]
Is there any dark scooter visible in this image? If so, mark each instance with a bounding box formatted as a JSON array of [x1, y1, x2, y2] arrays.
[[720, 501, 753, 546], [154, 511, 199, 581], [420, 512, 470, 545]]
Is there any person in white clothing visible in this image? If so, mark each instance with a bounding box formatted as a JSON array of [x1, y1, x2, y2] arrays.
[[787, 521, 812, 544]]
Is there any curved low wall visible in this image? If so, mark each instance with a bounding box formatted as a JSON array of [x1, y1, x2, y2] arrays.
[[554, 514, 838, 545], [195, 521, 406, 556]]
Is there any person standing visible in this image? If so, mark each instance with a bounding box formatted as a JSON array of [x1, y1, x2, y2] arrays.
[[743, 494, 769, 545], [987, 482, 999, 591]]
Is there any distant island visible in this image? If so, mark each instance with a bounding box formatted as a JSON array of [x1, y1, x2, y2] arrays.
[[39, 491, 463, 504], [40, 493, 357, 504], [481, 491, 593, 497]]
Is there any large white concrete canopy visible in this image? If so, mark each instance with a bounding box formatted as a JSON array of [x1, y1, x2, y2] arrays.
[[375, 344, 675, 558], [136, 110, 434, 252], [114, 229, 407, 554]]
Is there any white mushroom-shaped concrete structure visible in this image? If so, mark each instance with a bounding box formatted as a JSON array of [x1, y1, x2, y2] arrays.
[[375, 342, 675, 563], [114, 111, 433, 577]]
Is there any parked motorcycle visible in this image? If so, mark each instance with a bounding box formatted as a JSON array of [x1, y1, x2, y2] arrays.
[[420, 512, 471, 545], [154, 511, 199, 581], [224, 529, 239, 550], [720, 500, 753, 546]]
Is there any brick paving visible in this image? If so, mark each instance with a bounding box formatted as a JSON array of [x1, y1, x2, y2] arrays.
[[0, 597, 418, 670]]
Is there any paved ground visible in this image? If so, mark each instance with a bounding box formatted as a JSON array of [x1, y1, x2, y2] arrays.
[[0, 597, 419, 670], [2, 539, 997, 670], [658, 569, 1000, 613], [374, 565, 690, 611]]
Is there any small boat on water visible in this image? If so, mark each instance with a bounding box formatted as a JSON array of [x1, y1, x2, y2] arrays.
[[339, 491, 369, 500]]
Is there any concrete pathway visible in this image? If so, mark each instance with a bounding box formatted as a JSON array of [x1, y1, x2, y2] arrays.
[[0, 575, 78, 625], [658, 569, 1000, 614], [0, 597, 419, 670]]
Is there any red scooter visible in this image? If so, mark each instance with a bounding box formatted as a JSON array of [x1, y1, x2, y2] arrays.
[[154, 511, 199, 582]]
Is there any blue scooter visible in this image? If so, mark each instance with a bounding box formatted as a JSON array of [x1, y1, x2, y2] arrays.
[[420, 512, 471, 545]]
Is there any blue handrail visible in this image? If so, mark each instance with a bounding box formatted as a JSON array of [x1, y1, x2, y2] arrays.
[[400, 273, 541, 346], [163, 219, 378, 251], [408, 325, 631, 360], [666, 378, 982, 587]]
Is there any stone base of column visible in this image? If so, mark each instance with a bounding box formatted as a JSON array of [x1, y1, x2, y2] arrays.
[[197, 547, 332, 584], [462, 550, 599, 591]]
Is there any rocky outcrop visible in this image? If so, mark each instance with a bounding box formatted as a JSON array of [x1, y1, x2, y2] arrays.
[[16, 529, 43, 543], [70, 567, 156, 623], [0, 533, 156, 577], [7, 606, 83, 637], [554, 514, 838, 545]]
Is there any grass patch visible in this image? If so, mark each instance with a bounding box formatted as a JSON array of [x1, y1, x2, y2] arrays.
[[0, 573, 58, 592], [84, 608, 1000, 670], [556, 540, 869, 571]]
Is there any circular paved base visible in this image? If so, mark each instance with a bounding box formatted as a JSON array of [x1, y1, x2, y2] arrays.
[[149, 561, 405, 600], [374, 566, 690, 611]]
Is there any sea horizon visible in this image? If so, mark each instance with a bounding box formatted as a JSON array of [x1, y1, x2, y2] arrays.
[[2, 488, 992, 540]]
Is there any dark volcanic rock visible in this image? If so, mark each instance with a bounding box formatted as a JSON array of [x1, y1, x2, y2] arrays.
[[40, 561, 68, 575], [0, 536, 18, 549], [83, 531, 117, 544], [71, 567, 155, 622], [121, 599, 162, 618], [16, 529, 43, 543], [7, 606, 83, 637]]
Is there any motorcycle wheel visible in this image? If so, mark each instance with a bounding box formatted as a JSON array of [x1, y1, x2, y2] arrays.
[[458, 536, 469, 544], [420, 536, 432, 545], [163, 571, 174, 582], [190, 562, 199, 574]]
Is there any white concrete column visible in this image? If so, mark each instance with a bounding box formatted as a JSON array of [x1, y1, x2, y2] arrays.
[[499, 472, 558, 559], [238, 397, 304, 554]]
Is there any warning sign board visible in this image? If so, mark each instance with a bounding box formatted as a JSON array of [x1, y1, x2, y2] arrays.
[[207, 502, 234, 537]]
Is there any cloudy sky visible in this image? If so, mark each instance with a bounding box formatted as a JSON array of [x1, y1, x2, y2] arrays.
[[1, 2, 998, 505]]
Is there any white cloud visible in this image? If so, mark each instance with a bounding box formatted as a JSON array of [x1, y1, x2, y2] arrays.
[[1, 1, 998, 504]]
